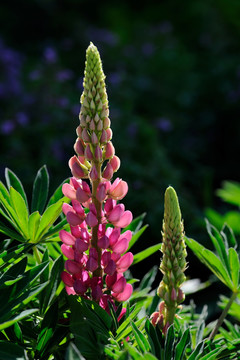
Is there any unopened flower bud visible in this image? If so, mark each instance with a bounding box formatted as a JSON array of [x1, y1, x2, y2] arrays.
[[102, 162, 113, 180]]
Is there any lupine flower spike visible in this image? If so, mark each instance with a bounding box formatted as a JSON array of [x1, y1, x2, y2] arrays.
[[150, 186, 187, 334], [60, 42, 133, 312]]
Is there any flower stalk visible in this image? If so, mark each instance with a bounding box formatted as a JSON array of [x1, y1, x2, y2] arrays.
[[151, 186, 187, 334], [60, 43, 133, 311]]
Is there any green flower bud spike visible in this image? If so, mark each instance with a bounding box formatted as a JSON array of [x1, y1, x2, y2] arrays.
[[151, 186, 187, 334]]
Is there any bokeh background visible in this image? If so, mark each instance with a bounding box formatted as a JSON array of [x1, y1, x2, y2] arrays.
[[1, 0, 240, 316]]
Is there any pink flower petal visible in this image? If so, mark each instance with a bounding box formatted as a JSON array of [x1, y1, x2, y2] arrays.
[[113, 210, 132, 228], [116, 252, 134, 273], [101, 251, 111, 267], [104, 199, 116, 214], [86, 257, 98, 272], [97, 235, 109, 249], [61, 271, 74, 287], [76, 187, 90, 203], [86, 212, 98, 227], [91, 284, 102, 301], [109, 227, 120, 246], [111, 276, 126, 293], [117, 307, 126, 322], [112, 283, 133, 302], [65, 286, 76, 295], [106, 272, 117, 289], [67, 212, 84, 226], [109, 179, 128, 200], [62, 183, 76, 200], [75, 238, 89, 253], [104, 259, 116, 275], [108, 204, 125, 224], [73, 279, 87, 295], [111, 237, 129, 254], [59, 230, 76, 245], [119, 230, 132, 242], [62, 203, 73, 215], [110, 156, 120, 172], [72, 200, 85, 217], [61, 244, 75, 259], [65, 260, 81, 274], [96, 183, 107, 202]]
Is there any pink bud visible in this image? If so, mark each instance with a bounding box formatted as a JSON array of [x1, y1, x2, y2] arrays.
[[110, 156, 121, 172], [89, 164, 99, 181], [90, 119, 95, 130], [111, 237, 129, 254], [108, 204, 125, 224], [97, 120, 103, 131], [65, 260, 81, 274], [74, 138, 85, 156], [103, 117, 110, 129], [104, 142, 115, 159], [62, 183, 77, 200], [72, 200, 85, 217], [171, 288, 177, 301], [76, 187, 90, 203], [113, 210, 133, 228], [86, 212, 98, 227], [76, 125, 82, 137], [70, 177, 81, 190], [73, 279, 87, 295], [59, 230, 76, 245], [85, 144, 94, 160], [97, 235, 109, 249], [61, 244, 75, 259], [177, 288, 185, 302], [104, 259, 116, 275], [150, 312, 160, 326], [108, 178, 128, 200], [100, 129, 107, 143], [95, 145, 102, 160], [91, 132, 98, 144], [75, 238, 89, 253], [112, 283, 133, 302], [102, 162, 113, 180], [61, 271, 74, 287], [69, 156, 86, 178], [81, 128, 91, 142], [116, 252, 134, 272], [106, 128, 112, 141]]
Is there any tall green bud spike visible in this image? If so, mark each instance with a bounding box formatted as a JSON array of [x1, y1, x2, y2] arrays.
[[152, 186, 187, 333]]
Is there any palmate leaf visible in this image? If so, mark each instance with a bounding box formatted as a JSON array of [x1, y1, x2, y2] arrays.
[[185, 237, 233, 290], [9, 187, 29, 239], [5, 168, 28, 210]]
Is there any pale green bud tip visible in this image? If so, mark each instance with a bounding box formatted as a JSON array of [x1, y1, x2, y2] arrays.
[[164, 186, 182, 228]]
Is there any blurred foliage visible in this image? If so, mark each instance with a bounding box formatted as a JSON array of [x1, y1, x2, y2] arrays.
[[1, 0, 240, 281]]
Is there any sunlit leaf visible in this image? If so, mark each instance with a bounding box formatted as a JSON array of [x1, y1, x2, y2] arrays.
[[5, 168, 28, 210], [133, 243, 161, 265], [31, 165, 49, 214]]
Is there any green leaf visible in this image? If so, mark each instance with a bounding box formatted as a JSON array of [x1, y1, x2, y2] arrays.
[[0, 220, 25, 242], [35, 199, 64, 242], [164, 325, 174, 360], [139, 266, 158, 290], [186, 237, 233, 290], [66, 342, 86, 360], [0, 309, 38, 331], [128, 224, 149, 251], [0, 340, 25, 360], [228, 248, 240, 291], [217, 181, 240, 207], [31, 165, 49, 214], [175, 328, 190, 360], [133, 243, 161, 265], [188, 341, 204, 360], [9, 187, 29, 239], [145, 319, 162, 359], [131, 321, 150, 353], [0, 243, 32, 270], [28, 211, 41, 243], [36, 301, 58, 355], [47, 178, 70, 207], [5, 168, 28, 209]]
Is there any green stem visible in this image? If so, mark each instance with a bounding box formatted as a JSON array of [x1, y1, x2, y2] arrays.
[[209, 291, 238, 341], [33, 246, 41, 264]]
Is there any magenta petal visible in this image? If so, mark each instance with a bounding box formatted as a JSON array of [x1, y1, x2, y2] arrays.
[[111, 238, 129, 254], [62, 183, 76, 200], [96, 183, 107, 202], [76, 187, 89, 203], [61, 244, 75, 259], [97, 235, 109, 249], [116, 252, 134, 272], [73, 279, 87, 295], [92, 284, 102, 301], [114, 210, 132, 228], [86, 212, 98, 227], [104, 259, 116, 275], [106, 272, 117, 289], [113, 283, 133, 302], [70, 225, 82, 238], [65, 260, 81, 274], [59, 230, 76, 245], [119, 230, 132, 242], [108, 204, 124, 224], [109, 179, 128, 200], [65, 286, 76, 295], [101, 251, 111, 267], [109, 228, 120, 246], [111, 252, 121, 263], [61, 271, 74, 287], [89, 248, 98, 259], [75, 238, 89, 253], [117, 307, 126, 322], [72, 200, 85, 216], [104, 199, 116, 214], [111, 276, 126, 293], [62, 203, 73, 215], [67, 212, 84, 226], [86, 257, 98, 272]]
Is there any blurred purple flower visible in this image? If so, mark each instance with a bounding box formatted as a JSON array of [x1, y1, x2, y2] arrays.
[[1, 120, 15, 134], [71, 104, 80, 116], [157, 21, 173, 34], [51, 141, 64, 161], [155, 117, 173, 132], [77, 77, 84, 91], [56, 69, 74, 82], [85, 27, 118, 46], [108, 72, 122, 86], [127, 123, 138, 138], [16, 112, 29, 126], [29, 69, 41, 80], [57, 97, 69, 108], [142, 43, 155, 57], [44, 47, 58, 63]]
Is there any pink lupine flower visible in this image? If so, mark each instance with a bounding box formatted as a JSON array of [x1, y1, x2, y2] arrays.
[[60, 43, 134, 311]]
